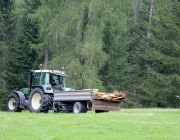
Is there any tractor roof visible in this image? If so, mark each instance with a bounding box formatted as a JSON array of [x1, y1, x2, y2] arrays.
[[33, 70, 67, 76]]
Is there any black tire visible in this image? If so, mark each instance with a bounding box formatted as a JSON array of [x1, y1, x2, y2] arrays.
[[53, 102, 60, 113], [29, 88, 49, 113], [6, 94, 23, 112], [95, 110, 109, 113], [73, 102, 87, 114], [48, 94, 53, 109]]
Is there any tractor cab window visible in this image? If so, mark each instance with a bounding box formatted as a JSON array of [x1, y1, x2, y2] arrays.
[[33, 73, 41, 85], [57, 76, 63, 85], [57, 76, 65, 91], [50, 75, 55, 85], [59, 76, 64, 86], [41, 73, 46, 85], [50, 75, 63, 85], [32, 73, 46, 86], [49, 74, 65, 91]]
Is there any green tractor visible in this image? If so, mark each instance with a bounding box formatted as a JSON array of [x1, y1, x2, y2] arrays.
[[6, 69, 70, 113], [6, 69, 122, 113]]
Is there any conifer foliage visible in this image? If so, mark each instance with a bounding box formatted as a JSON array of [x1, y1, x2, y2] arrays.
[[1, 0, 180, 109], [0, 0, 16, 109], [4, 0, 41, 91]]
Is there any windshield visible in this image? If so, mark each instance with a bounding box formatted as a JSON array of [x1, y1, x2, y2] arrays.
[[32, 72, 46, 86], [50, 74, 65, 91]]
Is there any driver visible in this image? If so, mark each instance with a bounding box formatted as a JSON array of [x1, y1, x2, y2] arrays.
[[50, 75, 55, 85]]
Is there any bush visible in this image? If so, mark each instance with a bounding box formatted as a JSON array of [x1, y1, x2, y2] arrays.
[[121, 96, 139, 108]]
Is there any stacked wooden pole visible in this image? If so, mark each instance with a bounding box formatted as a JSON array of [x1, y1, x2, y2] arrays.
[[93, 89, 125, 103]]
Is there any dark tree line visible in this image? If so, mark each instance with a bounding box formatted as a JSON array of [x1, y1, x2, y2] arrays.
[[0, 0, 180, 109]]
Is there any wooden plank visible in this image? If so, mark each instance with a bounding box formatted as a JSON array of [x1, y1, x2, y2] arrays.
[[92, 100, 121, 111], [93, 91, 125, 102]]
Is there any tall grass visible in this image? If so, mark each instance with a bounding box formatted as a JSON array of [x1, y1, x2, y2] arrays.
[[0, 109, 180, 140]]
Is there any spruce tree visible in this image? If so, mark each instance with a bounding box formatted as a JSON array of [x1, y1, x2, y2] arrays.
[[0, 4, 6, 88], [142, 0, 180, 107], [4, 0, 41, 91], [100, 0, 132, 91], [0, 0, 15, 81], [0, 0, 16, 109]]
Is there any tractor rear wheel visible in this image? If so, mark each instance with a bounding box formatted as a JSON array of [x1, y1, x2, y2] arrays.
[[29, 88, 49, 113], [6, 94, 23, 112], [73, 102, 87, 114]]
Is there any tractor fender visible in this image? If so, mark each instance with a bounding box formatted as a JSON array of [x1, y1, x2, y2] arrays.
[[31, 86, 45, 92], [13, 91, 25, 108]]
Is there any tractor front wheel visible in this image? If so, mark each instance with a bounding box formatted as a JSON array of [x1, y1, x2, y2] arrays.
[[29, 88, 49, 113], [6, 94, 23, 112]]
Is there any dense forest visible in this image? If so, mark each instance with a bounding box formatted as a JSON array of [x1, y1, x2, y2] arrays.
[[0, 0, 180, 109]]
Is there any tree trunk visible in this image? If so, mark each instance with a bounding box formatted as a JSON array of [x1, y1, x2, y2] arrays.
[[44, 20, 49, 69], [142, 0, 154, 85], [44, 0, 49, 69], [78, 6, 89, 89], [144, 0, 154, 78], [130, 0, 139, 65], [134, 0, 139, 24], [147, 0, 154, 39], [44, 44, 49, 69]]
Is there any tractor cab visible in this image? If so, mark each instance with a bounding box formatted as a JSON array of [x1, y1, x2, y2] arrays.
[[20, 69, 68, 94], [33, 70, 67, 91]]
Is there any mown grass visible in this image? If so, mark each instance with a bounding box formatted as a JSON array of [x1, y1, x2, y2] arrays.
[[0, 109, 180, 140]]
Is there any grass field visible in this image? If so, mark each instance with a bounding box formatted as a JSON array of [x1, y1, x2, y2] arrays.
[[0, 109, 180, 140]]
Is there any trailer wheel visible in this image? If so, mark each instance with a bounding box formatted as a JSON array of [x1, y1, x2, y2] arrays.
[[29, 88, 49, 113], [6, 94, 23, 112], [73, 102, 87, 114]]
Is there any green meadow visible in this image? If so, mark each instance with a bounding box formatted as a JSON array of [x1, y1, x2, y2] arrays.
[[0, 109, 180, 140]]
